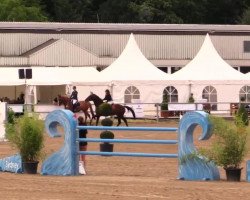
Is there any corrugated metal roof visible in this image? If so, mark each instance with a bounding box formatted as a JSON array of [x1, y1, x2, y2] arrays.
[[0, 22, 250, 33], [21, 39, 58, 56]]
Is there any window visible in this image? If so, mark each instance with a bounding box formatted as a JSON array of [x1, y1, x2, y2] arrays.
[[239, 85, 250, 102], [202, 86, 217, 110], [163, 86, 178, 102], [124, 86, 140, 103], [244, 41, 250, 52]]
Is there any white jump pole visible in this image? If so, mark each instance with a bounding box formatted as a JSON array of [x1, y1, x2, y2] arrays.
[[0, 102, 7, 141]]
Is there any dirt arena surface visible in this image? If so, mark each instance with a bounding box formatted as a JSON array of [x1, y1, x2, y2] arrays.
[[0, 119, 250, 200]]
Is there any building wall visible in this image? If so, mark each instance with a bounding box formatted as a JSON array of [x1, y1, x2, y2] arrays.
[[0, 23, 249, 68]]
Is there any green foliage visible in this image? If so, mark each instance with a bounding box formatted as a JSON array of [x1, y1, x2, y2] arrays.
[[0, 0, 47, 21], [242, 8, 250, 24], [201, 116, 249, 169], [0, 0, 248, 24], [96, 103, 112, 116], [6, 112, 45, 162], [101, 118, 113, 126], [161, 93, 168, 111], [7, 108, 15, 124], [235, 104, 249, 127], [100, 131, 114, 139], [188, 93, 195, 103]]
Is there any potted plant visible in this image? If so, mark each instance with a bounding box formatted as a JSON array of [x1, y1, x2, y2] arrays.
[[5, 112, 45, 174], [201, 115, 249, 181], [100, 118, 114, 153], [97, 103, 112, 116], [235, 104, 249, 127], [160, 93, 169, 118], [188, 93, 195, 103]]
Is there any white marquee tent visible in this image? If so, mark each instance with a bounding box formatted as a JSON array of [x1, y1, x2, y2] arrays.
[[100, 33, 169, 104], [26, 67, 110, 104], [169, 34, 250, 109], [0, 68, 26, 103], [0, 67, 108, 104]]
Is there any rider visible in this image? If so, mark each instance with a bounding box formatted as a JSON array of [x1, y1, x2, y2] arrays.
[[103, 89, 113, 103], [70, 86, 78, 112]]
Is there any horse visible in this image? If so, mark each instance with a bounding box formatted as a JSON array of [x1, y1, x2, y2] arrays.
[[85, 93, 136, 126], [57, 95, 95, 125]]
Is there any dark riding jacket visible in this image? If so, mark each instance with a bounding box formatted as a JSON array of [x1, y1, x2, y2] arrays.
[[70, 90, 78, 100], [103, 94, 112, 102]]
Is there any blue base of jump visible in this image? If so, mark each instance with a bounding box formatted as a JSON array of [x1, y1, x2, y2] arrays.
[[41, 109, 220, 181]]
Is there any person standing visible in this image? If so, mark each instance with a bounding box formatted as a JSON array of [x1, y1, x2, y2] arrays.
[[78, 116, 87, 175], [103, 89, 113, 103], [70, 86, 78, 112]]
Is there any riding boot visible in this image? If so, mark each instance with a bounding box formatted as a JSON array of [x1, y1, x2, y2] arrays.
[[73, 104, 76, 113]]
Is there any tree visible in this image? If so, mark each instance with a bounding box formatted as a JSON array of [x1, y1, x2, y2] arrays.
[[241, 7, 250, 24], [130, 0, 182, 23], [98, 0, 136, 23], [204, 0, 247, 24], [0, 0, 47, 21], [172, 0, 207, 23]]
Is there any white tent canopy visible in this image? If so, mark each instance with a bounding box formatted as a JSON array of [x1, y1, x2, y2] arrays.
[[167, 34, 250, 107], [170, 34, 248, 82], [26, 67, 71, 86], [0, 68, 25, 86], [25, 66, 110, 86], [66, 67, 110, 86], [101, 33, 169, 81]]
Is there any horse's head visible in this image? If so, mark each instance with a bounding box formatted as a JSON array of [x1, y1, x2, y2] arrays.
[[57, 95, 70, 107], [85, 93, 103, 107], [85, 94, 94, 102]]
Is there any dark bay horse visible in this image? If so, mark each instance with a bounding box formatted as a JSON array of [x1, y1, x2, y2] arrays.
[[57, 95, 95, 124], [85, 93, 136, 126]]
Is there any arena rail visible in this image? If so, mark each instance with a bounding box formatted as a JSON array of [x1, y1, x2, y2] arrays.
[[41, 109, 220, 181]]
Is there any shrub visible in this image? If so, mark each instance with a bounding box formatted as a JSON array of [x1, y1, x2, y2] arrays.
[[96, 103, 112, 116], [7, 108, 15, 124], [6, 113, 45, 162], [101, 118, 113, 126], [100, 131, 114, 139], [161, 93, 168, 111], [200, 116, 248, 169], [235, 104, 249, 127]]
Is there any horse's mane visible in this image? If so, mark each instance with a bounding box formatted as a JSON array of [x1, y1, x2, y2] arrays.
[[92, 94, 103, 102]]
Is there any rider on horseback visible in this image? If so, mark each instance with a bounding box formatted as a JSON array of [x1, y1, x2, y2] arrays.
[[103, 89, 113, 103], [70, 86, 78, 112]]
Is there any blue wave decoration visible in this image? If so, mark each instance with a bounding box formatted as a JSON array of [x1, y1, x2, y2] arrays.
[[41, 109, 78, 176], [178, 111, 220, 180], [0, 154, 22, 173]]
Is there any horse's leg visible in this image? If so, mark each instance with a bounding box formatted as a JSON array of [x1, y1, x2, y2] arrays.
[[117, 117, 121, 126], [83, 111, 88, 124], [89, 113, 93, 125], [121, 116, 128, 126], [86, 112, 92, 125], [96, 116, 100, 126]]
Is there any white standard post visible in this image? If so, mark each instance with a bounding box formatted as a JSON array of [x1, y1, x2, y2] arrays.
[[0, 102, 7, 141]]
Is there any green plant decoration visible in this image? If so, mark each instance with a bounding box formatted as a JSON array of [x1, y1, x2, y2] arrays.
[[5, 112, 45, 162], [100, 131, 114, 140], [101, 118, 113, 126], [235, 104, 249, 127], [161, 93, 168, 111], [96, 103, 112, 116], [200, 116, 248, 170], [7, 107, 15, 124], [188, 93, 195, 103]]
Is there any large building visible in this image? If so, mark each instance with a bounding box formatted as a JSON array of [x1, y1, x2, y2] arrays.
[[1, 22, 250, 74]]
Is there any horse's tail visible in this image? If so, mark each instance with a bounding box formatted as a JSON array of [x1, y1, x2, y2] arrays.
[[124, 106, 136, 119], [88, 101, 95, 119]]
